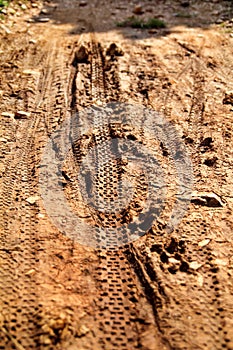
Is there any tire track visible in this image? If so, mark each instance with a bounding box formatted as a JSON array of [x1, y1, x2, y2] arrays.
[[64, 34, 170, 349], [0, 39, 73, 349]]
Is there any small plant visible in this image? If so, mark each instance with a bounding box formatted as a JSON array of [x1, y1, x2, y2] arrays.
[[117, 16, 166, 29], [0, 0, 10, 8], [174, 12, 192, 18], [117, 16, 142, 28], [144, 18, 166, 29], [129, 17, 144, 28]]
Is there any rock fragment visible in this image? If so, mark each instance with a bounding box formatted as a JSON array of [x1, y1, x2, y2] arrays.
[[41, 8, 49, 15], [181, 1, 190, 7], [204, 156, 218, 166], [35, 17, 50, 23], [191, 192, 224, 207], [189, 261, 202, 270], [77, 324, 90, 337], [26, 195, 40, 204], [198, 239, 210, 247], [79, 1, 87, 6], [106, 43, 124, 57], [168, 257, 180, 264], [133, 5, 144, 15], [223, 91, 233, 105], [200, 135, 213, 147], [25, 269, 36, 276], [15, 111, 31, 119], [74, 45, 89, 64]]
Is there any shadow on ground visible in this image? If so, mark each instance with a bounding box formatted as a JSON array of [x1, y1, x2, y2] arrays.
[[32, 0, 233, 39]]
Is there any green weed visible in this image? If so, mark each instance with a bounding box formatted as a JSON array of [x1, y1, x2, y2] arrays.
[[144, 18, 166, 29], [0, 0, 10, 8], [117, 16, 166, 29]]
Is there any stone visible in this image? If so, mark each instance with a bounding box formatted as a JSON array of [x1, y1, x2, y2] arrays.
[[148, 29, 158, 34], [74, 45, 89, 63], [223, 91, 233, 105], [133, 5, 144, 15], [36, 17, 50, 23], [198, 239, 210, 247], [191, 191, 224, 207], [181, 1, 190, 7], [79, 1, 87, 6], [106, 43, 124, 57], [25, 269, 36, 275], [77, 324, 90, 337], [200, 135, 213, 147], [15, 111, 31, 119], [189, 261, 202, 270], [41, 9, 49, 14], [204, 156, 218, 167], [26, 195, 40, 204], [168, 257, 180, 264]]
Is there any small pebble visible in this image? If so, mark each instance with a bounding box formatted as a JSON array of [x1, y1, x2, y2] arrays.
[[79, 1, 87, 6], [223, 91, 233, 105], [148, 29, 158, 34], [198, 239, 210, 247], [191, 191, 224, 207], [74, 45, 89, 63], [77, 324, 90, 337], [26, 195, 40, 204], [36, 17, 50, 23], [133, 5, 144, 15], [189, 261, 202, 270], [180, 1, 190, 7], [106, 43, 124, 56], [25, 269, 36, 276], [15, 111, 31, 119], [41, 8, 49, 14]]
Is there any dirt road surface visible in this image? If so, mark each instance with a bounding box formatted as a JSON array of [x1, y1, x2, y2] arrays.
[[0, 0, 233, 349]]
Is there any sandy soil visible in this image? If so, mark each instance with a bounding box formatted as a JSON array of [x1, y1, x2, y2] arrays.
[[0, 0, 233, 349]]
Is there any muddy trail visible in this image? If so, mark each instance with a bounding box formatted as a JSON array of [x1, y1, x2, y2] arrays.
[[0, 0, 233, 349]]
